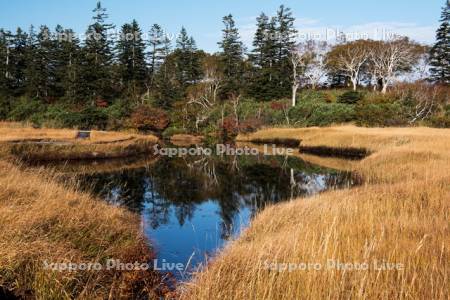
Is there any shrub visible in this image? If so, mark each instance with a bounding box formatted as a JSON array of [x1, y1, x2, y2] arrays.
[[220, 116, 239, 139], [238, 117, 264, 133], [9, 97, 44, 121], [289, 101, 355, 126], [337, 91, 365, 104], [130, 105, 170, 133], [0, 95, 11, 120], [104, 100, 131, 130], [356, 102, 408, 127]]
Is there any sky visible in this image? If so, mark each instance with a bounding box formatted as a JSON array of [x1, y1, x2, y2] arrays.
[[0, 0, 444, 52]]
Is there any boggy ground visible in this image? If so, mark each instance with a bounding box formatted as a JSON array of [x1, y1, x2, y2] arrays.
[[182, 126, 450, 299], [0, 123, 170, 299], [0, 122, 158, 162]]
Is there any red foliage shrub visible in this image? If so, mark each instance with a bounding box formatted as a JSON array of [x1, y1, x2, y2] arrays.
[[95, 97, 109, 108], [130, 105, 170, 132], [238, 117, 263, 133]]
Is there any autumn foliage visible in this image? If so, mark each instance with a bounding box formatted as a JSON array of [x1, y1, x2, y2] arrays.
[[130, 105, 170, 132]]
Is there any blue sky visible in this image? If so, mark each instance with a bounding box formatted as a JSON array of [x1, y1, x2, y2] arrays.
[[0, 0, 444, 52]]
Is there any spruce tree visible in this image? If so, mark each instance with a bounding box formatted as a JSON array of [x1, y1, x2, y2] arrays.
[[0, 29, 13, 93], [25, 26, 55, 98], [218, 14, 245, 97], [274, 5, 297, 97], [429, 0, 450, 84], [175, 27, 202, 87], [10, 27, 29, 96], [82, 1, 114, 102], [54, 26, 82, 101], [116, 20, 147, 99], [250, 13, 270, 68], [148, 24, 166, 89]]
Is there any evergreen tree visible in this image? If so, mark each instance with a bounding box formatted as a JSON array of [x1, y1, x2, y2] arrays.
[[116, 20, 147, 99], [273, 5, 297, 96], [250, 13, 270, 67], [54, 26, 83, 100], [82, 1, 114, 102], [429, 0, 450, 84], [25, 26, 55, 98], [175, 27, 202, 87], [248, 15, 279, 100], [218, 14, 245, 97], [0, 29, 13, 93], [148, 24, 166, 89], [10, 27, 29, 96]]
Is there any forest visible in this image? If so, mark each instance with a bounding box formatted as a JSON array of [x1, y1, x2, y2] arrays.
[[0, 2, 449, 139]]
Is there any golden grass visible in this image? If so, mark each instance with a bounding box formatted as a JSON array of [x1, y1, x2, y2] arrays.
[[0, 122, 158, 161], [0, 123, 166, 298], [0, 160, 166, 299], [0, 121, 158, 144], [183, 126, 450, 299]]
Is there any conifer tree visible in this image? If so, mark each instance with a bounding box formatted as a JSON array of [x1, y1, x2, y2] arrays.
[[10, 27, 29, 96], [148, 24, 166, 89], [82, 1, 114, 101], [274, 5, 297, 96], [0, 29, 13, 93], [116, 20, 147, 99], [54, 26, 82, 100], [429, 0, 450, 84], [218, 14, 245, 97]]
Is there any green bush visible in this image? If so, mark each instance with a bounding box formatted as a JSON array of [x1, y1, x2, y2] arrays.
[[356, 102, 408, 127], [0, 95, 11, 120], [337, 90, 365, 104], [289, 101, 355, 126], [104, 100, 131, 130], [9, 97, 45, 121]]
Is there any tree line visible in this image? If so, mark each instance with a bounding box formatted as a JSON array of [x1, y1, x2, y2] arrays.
[[0, 1, 448, 130]]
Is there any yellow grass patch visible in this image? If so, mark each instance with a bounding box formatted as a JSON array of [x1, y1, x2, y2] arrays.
[[184, 126, 450, 299]]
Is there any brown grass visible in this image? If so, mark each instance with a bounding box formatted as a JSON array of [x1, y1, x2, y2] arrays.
[[0, 161, 167, 299], [183, 126, 450, 299], [0, 123, 167, 298], [0, 122, 158, 161]]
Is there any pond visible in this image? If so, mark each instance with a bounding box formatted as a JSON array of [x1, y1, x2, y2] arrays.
[[57, 147, 357, 280]]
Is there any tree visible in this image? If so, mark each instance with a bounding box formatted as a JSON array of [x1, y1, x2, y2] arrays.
[[82, 1, 114, 101], [0, 29, 13, 92], [274, 5, 297, 94], [369, 38, 422, 93], [429, 0, 450, 84], [218, 14, 245, 97], [248, 13, 278, 100], [148, 24, 167, 91], [174, 27, 202, 88], [326, 40, 370, 91], [54, 26, 83, 100], [9, 28, 29, 95], [116, 20, 147, 99], [186, 54, 223, 130]]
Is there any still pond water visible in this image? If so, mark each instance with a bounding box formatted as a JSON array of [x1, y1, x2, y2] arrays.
[[66, 149, 355, 279]]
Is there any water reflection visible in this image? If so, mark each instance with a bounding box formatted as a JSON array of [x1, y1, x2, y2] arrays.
[[75, 153, 355, 279]]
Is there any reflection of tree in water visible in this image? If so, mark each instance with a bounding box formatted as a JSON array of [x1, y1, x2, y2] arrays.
[[79, 170, 147, 213], [77, 154, 354, 238]]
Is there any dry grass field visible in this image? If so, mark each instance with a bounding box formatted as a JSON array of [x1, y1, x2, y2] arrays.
[[0, 123, 166, 298], [0, 122, 158, 161], [183, 126, 450, 299]]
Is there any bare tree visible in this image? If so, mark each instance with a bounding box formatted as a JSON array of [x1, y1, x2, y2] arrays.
[[290, 41, 315, 107], [369, 38, 422, 93], [326, 40, 371, 91], [304, 41, 329, 89], [186, 55, 223, 130]]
